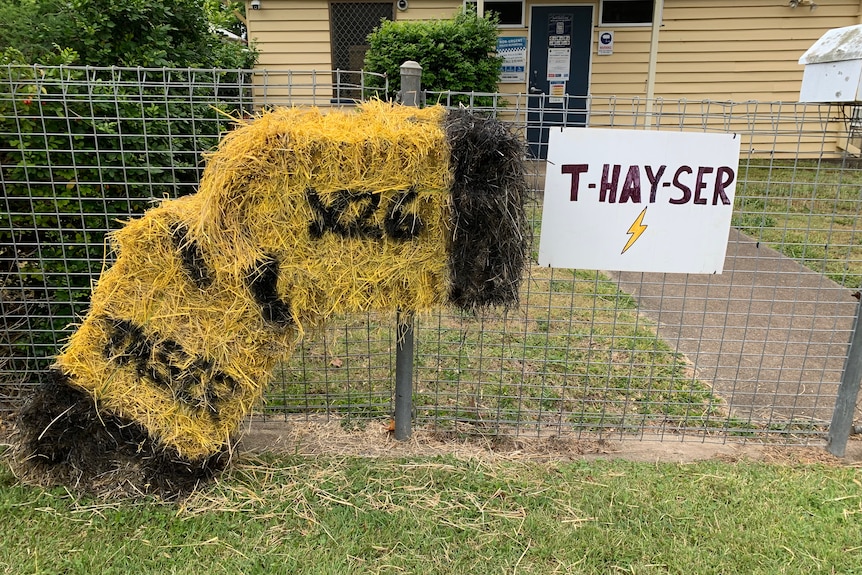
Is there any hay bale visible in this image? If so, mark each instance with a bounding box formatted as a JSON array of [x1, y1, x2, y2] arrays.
[[9, 101, 528, 497], [444, 109, 529, 311], [193, 103, 453, 324], [54, 197, 292, 461], [8, 370, 228, 499]]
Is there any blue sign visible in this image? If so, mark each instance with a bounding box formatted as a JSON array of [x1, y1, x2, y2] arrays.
[[497, 37, 527, 82]]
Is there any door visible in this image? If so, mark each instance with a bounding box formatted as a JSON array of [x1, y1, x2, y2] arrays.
[[527, 5, 593, 159]]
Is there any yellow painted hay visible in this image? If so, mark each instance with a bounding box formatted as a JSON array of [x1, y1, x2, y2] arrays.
[[195, 101, 452, 323], [54, 102, 454, 460]]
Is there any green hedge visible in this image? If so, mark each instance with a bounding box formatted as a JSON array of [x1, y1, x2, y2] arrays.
[[0, 63, 252, 401], [363, 9, 502, 105]]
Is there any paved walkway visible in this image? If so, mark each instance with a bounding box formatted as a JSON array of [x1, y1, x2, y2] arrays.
[[608, 229, 859, 424]]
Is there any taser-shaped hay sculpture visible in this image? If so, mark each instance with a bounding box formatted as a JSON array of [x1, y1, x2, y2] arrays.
[[10, 102, 528, 497]]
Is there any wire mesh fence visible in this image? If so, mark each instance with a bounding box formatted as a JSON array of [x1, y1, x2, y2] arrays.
[[2, 66, 861, 445]]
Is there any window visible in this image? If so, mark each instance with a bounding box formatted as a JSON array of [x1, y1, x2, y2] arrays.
[[600, 0, 653, 26], [329, 2, 394, 100], [465, 0, 524, 27]]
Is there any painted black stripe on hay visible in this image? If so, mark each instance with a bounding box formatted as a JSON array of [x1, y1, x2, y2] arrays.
[[246, 257, 294, 327], [9, 369, 229, 499], [104, 317, 151, 378], [103, 317, 239, 418], [170, 223, 213, 289], [444, 109, 529, 311]]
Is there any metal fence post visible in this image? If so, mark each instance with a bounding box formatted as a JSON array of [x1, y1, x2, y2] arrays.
[[393, 61, 422, 441], [827, 299, 862, 456]]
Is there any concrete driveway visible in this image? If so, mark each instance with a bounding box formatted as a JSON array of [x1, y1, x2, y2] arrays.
[[608, 229, 860, 425]]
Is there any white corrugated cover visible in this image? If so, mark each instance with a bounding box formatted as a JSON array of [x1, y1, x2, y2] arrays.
[[799, 25, 862, 103]]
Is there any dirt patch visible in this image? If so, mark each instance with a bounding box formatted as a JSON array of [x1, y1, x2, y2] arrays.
[[238, 419, 862, 466], [5, 413, 859, 469]]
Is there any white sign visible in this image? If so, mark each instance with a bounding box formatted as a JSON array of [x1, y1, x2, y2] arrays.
[[598, 31, 614, 55], [538, 128, 741, 274], [547, 48, 571, 80], [497, 37, 527, 83]]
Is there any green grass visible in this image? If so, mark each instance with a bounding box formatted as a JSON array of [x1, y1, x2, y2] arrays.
[[266, 264, 723, 434], [733, 159, 862, 288], [2, 453, 861, 574]]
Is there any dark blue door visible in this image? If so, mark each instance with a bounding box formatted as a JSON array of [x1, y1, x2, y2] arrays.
[[527, 5, 593, 159]]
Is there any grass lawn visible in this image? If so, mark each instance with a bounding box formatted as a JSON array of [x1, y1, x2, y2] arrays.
[[2, 451, 861, 574], [734, 159, 862, 289], [267, 263, 723, 436]]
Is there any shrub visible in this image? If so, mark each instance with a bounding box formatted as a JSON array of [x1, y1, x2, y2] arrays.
[[363, 8, 502, 104], [0, 0, 256, 69], [0, 60, 252, 398], [0, 0, 256, 401]]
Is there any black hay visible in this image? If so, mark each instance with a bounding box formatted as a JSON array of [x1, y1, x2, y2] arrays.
[[7, 370, 230, 499], [444, 109, 529, 312]]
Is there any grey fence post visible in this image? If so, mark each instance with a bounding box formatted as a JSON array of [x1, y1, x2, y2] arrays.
[[399, 60, 422, 107], [827, 299, 862, 456], [393, 61, 422, 441]]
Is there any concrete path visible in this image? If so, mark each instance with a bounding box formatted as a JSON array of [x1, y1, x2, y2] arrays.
[[608, 229, 859, 424]]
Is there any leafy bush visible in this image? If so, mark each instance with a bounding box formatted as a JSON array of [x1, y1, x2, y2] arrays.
[[0, 0, 256, 69], [0, 64, 253, 399], [0, 1, 257, 401], [363, 8, 502, 104], [0, 0, 75, 65]]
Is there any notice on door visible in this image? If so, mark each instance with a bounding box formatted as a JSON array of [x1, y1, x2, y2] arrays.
[[546, 48, 571, 80], [549, 81, 566, 103], [538, 128, 741, 274], [548, 13, 571, 48], [548, 14, 572, 39]]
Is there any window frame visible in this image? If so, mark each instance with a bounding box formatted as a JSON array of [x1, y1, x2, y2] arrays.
[[328, 1, 395, 103]]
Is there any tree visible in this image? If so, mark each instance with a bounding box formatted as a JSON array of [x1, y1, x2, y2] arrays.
[[204, 0, 249, 40], [364, 8, 502, 102], [0, 0, 75, 64]]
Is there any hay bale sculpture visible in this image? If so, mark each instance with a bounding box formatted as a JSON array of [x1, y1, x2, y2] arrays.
[[9, 102, 528, 498]]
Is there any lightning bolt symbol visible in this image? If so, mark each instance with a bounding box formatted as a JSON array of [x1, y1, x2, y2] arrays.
[[622, 207, 648, 254]]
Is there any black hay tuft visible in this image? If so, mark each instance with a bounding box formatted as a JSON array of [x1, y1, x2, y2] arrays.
[[7, 370, 230, 499], [444, 109, 529, 312]]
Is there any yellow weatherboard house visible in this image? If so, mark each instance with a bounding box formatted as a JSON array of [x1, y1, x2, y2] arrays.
[[12, 101, 528, 497]]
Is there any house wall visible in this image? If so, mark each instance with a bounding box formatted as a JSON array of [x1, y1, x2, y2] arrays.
[[249, 0, 332, 70], [245, 0, 862, 154], [394, 0, 462, 20], [246, 0, 862, 101], [645, 0, 862, 102]]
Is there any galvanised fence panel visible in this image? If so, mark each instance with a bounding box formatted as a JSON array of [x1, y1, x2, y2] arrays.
[[2, 66, 860, 445], [0, 66, 386, 408]]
